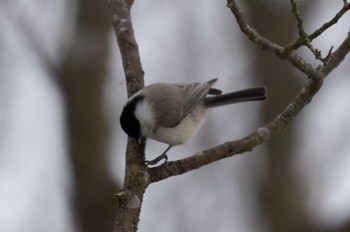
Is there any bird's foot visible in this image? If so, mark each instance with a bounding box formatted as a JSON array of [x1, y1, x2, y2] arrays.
[[145, 153, 168, 166]]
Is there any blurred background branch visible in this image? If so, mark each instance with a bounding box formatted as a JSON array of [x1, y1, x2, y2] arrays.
[[55, 1, 118, 231]]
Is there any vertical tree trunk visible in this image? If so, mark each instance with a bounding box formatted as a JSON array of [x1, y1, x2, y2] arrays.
[[56, 1, 119, 231], [246, 1, 311, 231]]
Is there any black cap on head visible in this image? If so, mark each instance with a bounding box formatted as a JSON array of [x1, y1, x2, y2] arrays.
[[120, 95, 145, 139]]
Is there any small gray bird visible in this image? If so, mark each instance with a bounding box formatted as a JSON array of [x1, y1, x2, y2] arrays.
[[120, 78, 267, 165]]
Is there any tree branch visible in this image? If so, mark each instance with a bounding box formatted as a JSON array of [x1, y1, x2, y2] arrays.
[[290, 0, 332, 62], [290, 0, 307, 38], [285, 0, 350, 62], [107, 0, 149, 231], [226, 0, 319, 78], [148, 130, 268, 182], [308, 2, 350, 41], [321, 30, 350, 75], [108, 0, 144, 97]]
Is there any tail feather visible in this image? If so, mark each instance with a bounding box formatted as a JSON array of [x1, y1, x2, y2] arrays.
[[203, 87, 267, 108]]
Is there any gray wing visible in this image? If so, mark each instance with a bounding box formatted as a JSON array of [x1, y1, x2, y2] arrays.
[[141, 79, 219, 127], [178, 78, 218, 118], [140, 83, 184, 127]]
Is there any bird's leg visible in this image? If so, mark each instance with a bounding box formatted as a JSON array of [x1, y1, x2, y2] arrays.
[[145, 145, 172, 166]]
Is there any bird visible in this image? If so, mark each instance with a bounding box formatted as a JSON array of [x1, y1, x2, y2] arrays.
[[120, 78, 267, 165]]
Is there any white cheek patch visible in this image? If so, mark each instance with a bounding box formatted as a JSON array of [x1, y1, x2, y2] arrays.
[[134, 100, 155, 135]]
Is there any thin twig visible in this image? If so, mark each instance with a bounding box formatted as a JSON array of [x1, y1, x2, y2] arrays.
[[289, 0, 341, 62], [290, 0, 307, 38], [308, 2, 350, 41], [284, 1, 350, 61], [290, 0, 318, 60], [227, 0, 318, 77]]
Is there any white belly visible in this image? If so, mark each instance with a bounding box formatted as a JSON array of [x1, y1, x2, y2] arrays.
[[150, 107, 206, 146]]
